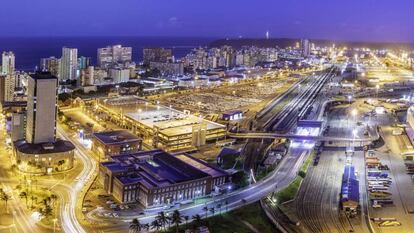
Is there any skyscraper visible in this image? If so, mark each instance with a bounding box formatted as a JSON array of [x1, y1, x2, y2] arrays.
[[40, 56, 60, 78], [143, 48, 172, 65], [97, 45, 132, 68], [2, 51, 15, 75], [60, 47, 78, 81], [25, 72, 58, 144], [4, 74, 16, 102], [301, 39, 311, 57]]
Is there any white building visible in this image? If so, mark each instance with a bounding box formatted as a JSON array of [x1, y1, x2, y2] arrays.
[[4, 74, 16, 102], [110, 68, 130, 83], [60, 47, 78, 81], [98, 45, 132, 68], [2, 51, 15, 75]]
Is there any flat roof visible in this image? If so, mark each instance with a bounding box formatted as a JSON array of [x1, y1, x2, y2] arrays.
[[102, 149, 228, 189], [30, 72, 58, 80], [15, 139, 75, 154], [175, 154, 227, 178], [93, 130, 141, 145], [100, 96, 226, 137]]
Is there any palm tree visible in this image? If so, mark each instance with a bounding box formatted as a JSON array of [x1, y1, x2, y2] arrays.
[[156, 211, 169, 232], [192, 214, 203, 228], [142, 223, 150, 232], [1, 193, 10, 213], [19, 191, 28, 207], [216, 204, 222, 216], [209, 207, 215, 217], [42, 205, 53, 217], [183, 215, 189, 229], [171, 210, 182, 233], [151, 220, 162, 231], [129, 218, 142, 233], [31, 196, 38, 209], [202, 206, 209, 218]]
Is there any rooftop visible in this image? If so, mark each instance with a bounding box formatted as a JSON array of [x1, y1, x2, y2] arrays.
[[30, 72, 58, 80], [93, 130, 141, 145], [15, 139, 75, 154], [101, 150, 227, 189]]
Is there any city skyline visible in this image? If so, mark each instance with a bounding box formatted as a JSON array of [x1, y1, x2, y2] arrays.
[[0, 0, 414, 42]]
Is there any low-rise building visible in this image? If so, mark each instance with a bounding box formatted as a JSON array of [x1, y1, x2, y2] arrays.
[[92, 130, 143, 159], [14, 139, 75, 174], [98, 149, 228, 208]]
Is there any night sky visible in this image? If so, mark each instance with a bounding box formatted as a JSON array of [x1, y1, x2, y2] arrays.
[[1, 0, 414, 42]]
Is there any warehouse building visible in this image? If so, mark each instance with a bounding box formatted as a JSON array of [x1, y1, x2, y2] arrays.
[[98, 149, 228, 208]]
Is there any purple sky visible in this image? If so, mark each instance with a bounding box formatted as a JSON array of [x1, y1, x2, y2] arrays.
[[1, 0, 414, 42]]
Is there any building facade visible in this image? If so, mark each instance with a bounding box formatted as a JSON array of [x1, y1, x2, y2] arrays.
[[99, 150, 228, 208], [97, 45, 132, 68], [26, 73, 58, 144], [92, 130, 143, 159], [60, 47, 78, 81], [2, 51, 15, 75], [143, 48, 172, 65]]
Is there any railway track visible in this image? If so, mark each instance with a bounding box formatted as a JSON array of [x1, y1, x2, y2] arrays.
[[296, 152, 351, 233]]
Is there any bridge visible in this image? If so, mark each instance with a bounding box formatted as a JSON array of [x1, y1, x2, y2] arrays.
[[227, 129, 379, 142]]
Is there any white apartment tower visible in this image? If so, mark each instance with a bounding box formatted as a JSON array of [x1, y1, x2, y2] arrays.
[[2, 51, 15, 75], [97, 45, 132, 68], [25, 72, 58, 144], [60, 47, 78, 80]]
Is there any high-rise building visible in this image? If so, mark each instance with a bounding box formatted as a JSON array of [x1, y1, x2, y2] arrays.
[[301, 39, 311, 57], [143, 48, 172, 65], [2, 51, 15, 75], [78, 56, 92, 70], [11, 111, 26, 142], [40, 56, 60, 78], [25, 72, 58, 144], [4, 74, 16, 102], [60, 47, 78, 81], [97, 45, 132, 68]]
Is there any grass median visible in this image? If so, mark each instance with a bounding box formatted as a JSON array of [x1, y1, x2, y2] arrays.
[[275, 150, 313, 204]]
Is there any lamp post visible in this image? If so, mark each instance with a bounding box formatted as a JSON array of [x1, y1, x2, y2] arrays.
[[53, 218, 57, 233]]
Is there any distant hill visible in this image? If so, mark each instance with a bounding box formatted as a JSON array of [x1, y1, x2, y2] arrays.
[[209, 38, 414, 50]]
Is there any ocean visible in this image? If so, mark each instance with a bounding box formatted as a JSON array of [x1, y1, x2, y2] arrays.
[[0, 37, 215, 71]]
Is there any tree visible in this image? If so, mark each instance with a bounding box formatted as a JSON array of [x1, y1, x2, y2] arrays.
[[209, 207, 215, 217], [41, 205, 53, 218], [202, 206, 209, 219], [129, 218, 142, 233], [216, 203, 222, 216], [156, 211, 169, 232], [19, 191, 28, 207], [151, 220, 162, 231], [171, 210, 182, 233], [192, 214, 203, 228], [142, 223, 150, 232], [1, 193, 10, 213], [183, 215, 189, 229]]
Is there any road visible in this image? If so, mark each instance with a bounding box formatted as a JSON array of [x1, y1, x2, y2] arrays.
[[89, 146, 310, 231]]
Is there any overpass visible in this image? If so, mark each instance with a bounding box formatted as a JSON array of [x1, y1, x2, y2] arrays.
[[227, 129, 379, 142]]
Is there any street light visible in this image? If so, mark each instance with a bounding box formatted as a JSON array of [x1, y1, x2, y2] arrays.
[[53, 218, 58, 233], [347, 95, 352, 105]]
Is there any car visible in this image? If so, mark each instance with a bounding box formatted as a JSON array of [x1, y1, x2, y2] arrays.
[[379, 220, 402, 227]]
